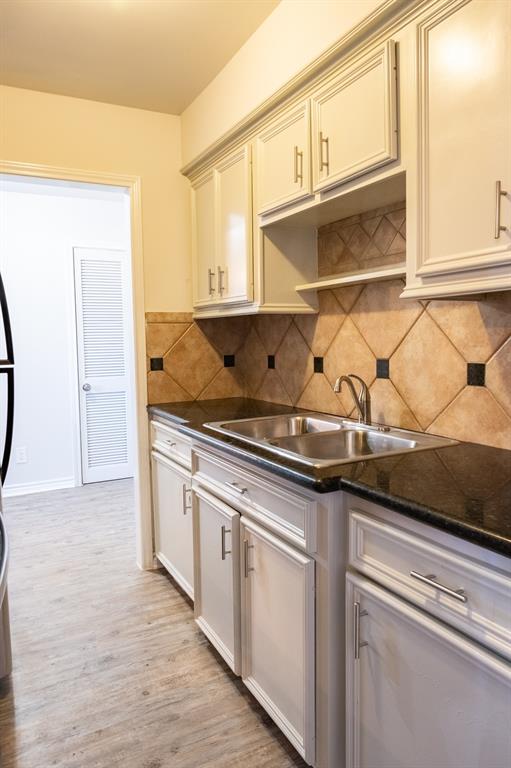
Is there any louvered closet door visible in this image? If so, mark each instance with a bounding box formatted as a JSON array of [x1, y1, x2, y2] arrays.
[[74, 248, 134, 484]]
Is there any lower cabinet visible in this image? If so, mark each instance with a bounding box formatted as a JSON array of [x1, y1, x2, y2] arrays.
[[151, 450, 194, 599], [346, 572, 511, 768], [240, 517, 316, 764], [193, 486, 241, 674]]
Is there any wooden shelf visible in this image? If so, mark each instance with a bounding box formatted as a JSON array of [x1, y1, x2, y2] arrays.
[[295, 264, 406, 292]]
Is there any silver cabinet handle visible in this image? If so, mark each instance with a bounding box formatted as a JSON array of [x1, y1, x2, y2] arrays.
[[319, 131, 329, 173], [82, 383, 91, 392], [217, 266, 225, 296], [225, 480, 248, 495], [181, 484, 191, 515], [410, 571, 467, 603], [354, 601, 368, 660], [294, 145, 303, 184], [243, 539, 255, 578], [495, 180, 508, 239], [221, 524, 231, 560], [208, 268, 215, 296], [165, 440, 177, 448]]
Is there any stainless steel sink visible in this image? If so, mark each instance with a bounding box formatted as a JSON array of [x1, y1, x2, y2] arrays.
[[205, 412, 457, 468]]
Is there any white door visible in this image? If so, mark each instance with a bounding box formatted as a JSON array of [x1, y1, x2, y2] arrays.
[[192, 171, 217, 307], [346, 572, 511, 768], [74, 247, 134, 484], [240, 517, 315, 764], [193, 485, 241, 673], [151, 451, 194, 599]]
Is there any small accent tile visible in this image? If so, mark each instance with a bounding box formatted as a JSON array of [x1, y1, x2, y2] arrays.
[[224, 354, 235, 368], [268, 355, 275, 369], [467, 363, 485, 387], [376, 359, 390, 379], [314, 357, 324, 373], [150, 357, 164, 371]]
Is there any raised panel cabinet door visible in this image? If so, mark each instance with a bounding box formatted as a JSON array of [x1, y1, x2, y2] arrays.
[[215, 145, 253, 304], [346, 573, 511, 768], [255, 101, 312, 215], [193, 486, 241, 674], [240, 517, 315, 764], [416, 0, 511, 279], [151, 451, 194, 599], [192, 171, 217, 307], [311, 40, 397, 193]]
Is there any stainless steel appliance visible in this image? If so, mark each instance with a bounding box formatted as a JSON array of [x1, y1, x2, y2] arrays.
[[0, 269, 13, 678]]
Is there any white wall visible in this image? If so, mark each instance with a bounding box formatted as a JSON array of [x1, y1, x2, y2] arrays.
[[181, 0, 384, 163], [0, 176, 131, 495]]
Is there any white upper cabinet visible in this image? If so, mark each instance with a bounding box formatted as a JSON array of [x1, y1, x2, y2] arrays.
[[403, 0, 511, 298], [255, 101, 312, 215], [311, 40, 398, 193], [191, 171, 216, 307]]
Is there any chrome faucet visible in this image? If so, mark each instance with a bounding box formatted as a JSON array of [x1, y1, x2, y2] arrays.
[[333, 374, 370, 424]]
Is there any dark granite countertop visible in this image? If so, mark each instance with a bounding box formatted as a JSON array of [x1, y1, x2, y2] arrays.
[[148, 398, 511, 559]]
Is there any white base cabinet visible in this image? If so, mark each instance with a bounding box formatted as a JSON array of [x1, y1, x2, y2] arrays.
[[240, 516, 316, 764], [151, 450, 194, 599], [346, 572, 511, 768], [193, 485, 241, 674]]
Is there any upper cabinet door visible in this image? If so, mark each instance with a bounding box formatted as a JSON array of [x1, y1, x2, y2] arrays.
[[216, 145, 253, 305], [191, 171, 216, 307], [255, 102, 312, 215], [414, 0, 511, 282], [311, 40, 398, 193]]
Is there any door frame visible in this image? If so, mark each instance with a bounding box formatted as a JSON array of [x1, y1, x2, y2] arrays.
[[0, 160, 153, 570]]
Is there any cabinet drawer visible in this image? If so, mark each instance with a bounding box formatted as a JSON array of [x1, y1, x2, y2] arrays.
[[151, 419, 191, 468], [192, 446, 317, 553], [348, 502, 511, 659]]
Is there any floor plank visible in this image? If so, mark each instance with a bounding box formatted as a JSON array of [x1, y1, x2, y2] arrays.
[[0, 480, 306, 768]]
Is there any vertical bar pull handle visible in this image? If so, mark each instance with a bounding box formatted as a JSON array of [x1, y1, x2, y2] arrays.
[[354, 601, 368, 661], [319, 132, 329, 173], [181, 484, 191, 515], [495, 180, 508, 239], [217, 266, 225, 296], [294, 146, 303, 184], [243, 539, 254, 578], [208, 268, 215, 296], [221, 525, 231, 560]]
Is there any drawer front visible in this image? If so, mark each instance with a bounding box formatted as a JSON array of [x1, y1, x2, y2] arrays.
[[348, 503, 511, 659], [151, 419, 191, 468], [192, 446, 317, 553]]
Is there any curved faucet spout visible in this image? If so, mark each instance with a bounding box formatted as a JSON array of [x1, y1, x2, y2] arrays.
[[333, 374, 370, 424]]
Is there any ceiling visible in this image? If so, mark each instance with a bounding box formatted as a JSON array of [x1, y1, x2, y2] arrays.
[[0, 0, 279, 114]]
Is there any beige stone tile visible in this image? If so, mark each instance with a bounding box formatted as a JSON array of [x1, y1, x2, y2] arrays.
[[391, 312, 466, 428], [236, 326, 267, 397], [486, 337, 511, 415], [146, 322, 190, 357], [361, 215, 382, 239], [369, 379, 422, 431], [276, 322, 314, 404], [253, 315, 292, 354], [294, 290, 345, 355], [164, 324, 222, 399], [350, 279, 423, 358], [323, 317, 376, 413], [373, 217, 397, 254], [318, 235, 358, 276], [387, 231, 406, 255], [347, 224, 370, 261], [332, 284, 364, 313], [255, 370, 292, 406], [386, 208, 406, 231], [146, 312, 193, 323], [147, 371, 191, 404], [198, 367, 245, 400], [428, 387, 511, 450], [197, 316, 251, 355], [296, 374, 346, 416], [427, 292, 511, 361]]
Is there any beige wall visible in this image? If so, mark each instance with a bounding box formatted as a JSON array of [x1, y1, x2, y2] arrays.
[[181, 0, 384, 164], [0, 85, 192, 312]]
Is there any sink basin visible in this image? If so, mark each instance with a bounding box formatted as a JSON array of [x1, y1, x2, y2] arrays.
[[205, 412, 457, 468]]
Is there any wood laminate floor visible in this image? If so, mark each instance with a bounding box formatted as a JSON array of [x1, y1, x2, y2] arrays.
[[0, 480, 306, 768]]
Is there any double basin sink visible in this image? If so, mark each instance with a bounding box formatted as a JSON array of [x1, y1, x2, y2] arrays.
[[205, 413, 457, 469]]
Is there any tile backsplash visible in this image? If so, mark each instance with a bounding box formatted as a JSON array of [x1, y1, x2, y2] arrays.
[[146, 207, 511, 451]]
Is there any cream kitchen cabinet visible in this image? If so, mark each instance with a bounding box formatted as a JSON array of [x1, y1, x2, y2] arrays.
[[151, 450, 194, 599], [403, 0, 511, 298], [311, 40, 398, 193], [346, 572, 511, 768], [255, 101, 312, 215], [193, 484, 241, 674], [240, 516, 315, 764], [191, 144, 253, 311]]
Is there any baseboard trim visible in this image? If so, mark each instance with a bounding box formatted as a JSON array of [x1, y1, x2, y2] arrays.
[[2, 477, 78, 497]]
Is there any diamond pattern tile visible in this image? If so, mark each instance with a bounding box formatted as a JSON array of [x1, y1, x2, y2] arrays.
[[428, 388, 511, 450], [324, 317, 376, 414], [164, 324, 222, 399], [486, 337, 511, 414], [276, 322, 314, 403], [294, 290, 345, 356]]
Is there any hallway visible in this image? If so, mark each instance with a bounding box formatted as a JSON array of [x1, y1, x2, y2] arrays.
[[0, 481, 305, 768]]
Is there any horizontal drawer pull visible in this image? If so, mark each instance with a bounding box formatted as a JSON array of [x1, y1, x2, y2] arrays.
[[225, 480, 248, 495], [410, 570, 467, 604]]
